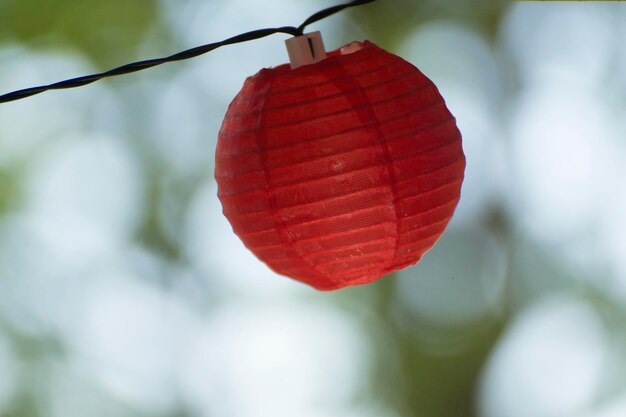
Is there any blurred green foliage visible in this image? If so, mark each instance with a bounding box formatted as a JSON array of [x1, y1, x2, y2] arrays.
[[353, 0, 508, 47], [0, 168, 21, 215], [0, 0, 160, 65]]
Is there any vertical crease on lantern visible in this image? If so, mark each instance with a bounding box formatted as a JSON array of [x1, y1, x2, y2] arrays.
[[325, 59, 402, 282], [255, 76, 332, 285], [363, 75, 405, 276]]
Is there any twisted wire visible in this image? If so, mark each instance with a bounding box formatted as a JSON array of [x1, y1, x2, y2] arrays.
[[0, 0, 376, 104]]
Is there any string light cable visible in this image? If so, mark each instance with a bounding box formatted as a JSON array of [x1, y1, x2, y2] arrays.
[[0, 0, 376, 104]]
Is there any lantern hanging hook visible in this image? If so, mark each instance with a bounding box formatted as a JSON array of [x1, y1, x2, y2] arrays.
[[0, 0, 377, 104]]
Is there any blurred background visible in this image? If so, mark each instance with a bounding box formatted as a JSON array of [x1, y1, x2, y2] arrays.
[[1, 0, 626, 416]]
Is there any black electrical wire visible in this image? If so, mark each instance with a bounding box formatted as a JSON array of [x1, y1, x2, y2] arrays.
[[0, 0, 376, 104]]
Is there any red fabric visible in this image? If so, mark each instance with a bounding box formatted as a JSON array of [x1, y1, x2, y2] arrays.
[[215, 40, 465, 290]]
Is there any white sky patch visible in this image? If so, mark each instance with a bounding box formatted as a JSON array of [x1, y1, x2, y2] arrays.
[[601, 177, 626, 297], [479, 296, 608, 417], [501, 2, 613, 87], [396, 227, 507, 331], [178, 300, 370, 417], [508, 80, 619, 271], [149, 73, 219, 174], [24, 133, 143, 269], [67, 270, 195, 415], [0, 48, 112, 165], [0, 132, 143, 338], [575, 391, 626, 417]]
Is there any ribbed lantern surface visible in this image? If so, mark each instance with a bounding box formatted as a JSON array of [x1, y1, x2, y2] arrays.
[[215, 41, 465, 290]]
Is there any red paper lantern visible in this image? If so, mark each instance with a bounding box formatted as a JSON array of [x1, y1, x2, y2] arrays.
[[215, 38, 465, 290]]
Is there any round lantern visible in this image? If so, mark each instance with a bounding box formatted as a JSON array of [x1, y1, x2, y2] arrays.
[[215, 35, 465, 290]]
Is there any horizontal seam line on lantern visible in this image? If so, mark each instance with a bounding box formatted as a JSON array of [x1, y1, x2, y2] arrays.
[[393, 235, 441, 254], [317, 262, 394, 276], [228, 162, 463, 218], [222, 83, 436, 136], [399, 218, 450, 237], [251, 235, 391, 253], [262, 83, 434, 128], [217, 101, 450, 161], [398, 198, 459, 225], [314, 251, 394, 268], [396, 178, 463, 204], [306, 235, 393, 256], [266, 217, 444, 263], [285, 202, 394, 228], [222, 166, 461, 223], [219, 152, 462, 201], [229, 185, 386, 219], [219, 131, 458, 181], [267, 248, 394, 267], [234, 70, 421, 116], [227, 70, 424, 118], [310, 217, 448, 264], [278, 263, 382, 276], [239, 220, 396, 241], [236, 190, 458, 240], [218, 114, 455, 164], [396, 178, 463, 203], [247, 56, 402, 97], [264, 152, 463, 192], [399, 215, 451, 234], [256, 236, 395, 258]]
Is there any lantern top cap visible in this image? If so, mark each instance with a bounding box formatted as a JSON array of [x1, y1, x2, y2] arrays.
[[255, 39, 372, 80], [284, 35, 368, 70], [285, 31, 328, 69]]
